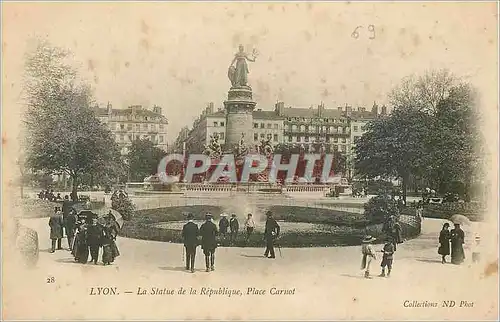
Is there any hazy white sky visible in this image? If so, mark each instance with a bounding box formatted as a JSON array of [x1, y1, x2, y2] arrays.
[[3, 2, 498, 143]]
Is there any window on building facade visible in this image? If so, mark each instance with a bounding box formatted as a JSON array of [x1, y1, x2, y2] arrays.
[[159, 124, 164, 130], [145, 117, 148, 121], [292, 125, 297, 131], [120, 124, 125, 130], [341, 138, 346, 143], [361, 125, 366, 131], [135, 124, 140, 131], [333, 137, 338, 143], [340, 145, 346, 152], [274, 124, 279, 129], [304, 136, 309, 142], [254, 123, 258, 128], [288, 136, 292, 142], [213, 121, 218, 127], [128, 135, 133, 142], [260, 123, 264, 128], [220, 122, 224, 127], [333, 144, 338, 151], [220, 132, 225, 140], [143, 124, 148, 130], [254, 133, 258, 141], [267, 123, 272, 129], [127, 124, 132, 131], [260, 133, 265, 139], [300, 125, 305, 132], [353, 125, 358, 131], [266, 134, 272, 140], [159, 136, 164, 143], [120, 135, 124, 141], [273, 134, 278, 141], [151, 124, 156, 131], [330, 126, 335, 133]]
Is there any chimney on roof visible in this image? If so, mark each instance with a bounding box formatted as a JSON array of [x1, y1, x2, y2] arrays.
[[381, 105, 388, 115], [360, 107, 366, 112], [152, 105, 162, 115], [318, 102, 325, 117], [372, 101, 378, 114], [345, 104, 352, 117], [129, 105, 141, 114], [107, 102, 112, 115], [275, 101, 285, 116], [337, 106, 343, 111], [206, 102, 214, 114]]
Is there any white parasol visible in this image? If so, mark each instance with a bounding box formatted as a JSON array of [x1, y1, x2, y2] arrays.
[[95, 208, 124, 229], [449, 214, 471, 226]]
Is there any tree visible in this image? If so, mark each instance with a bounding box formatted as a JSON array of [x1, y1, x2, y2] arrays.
[[358, 70, 483, 203], [389, 69, 457, 113], [127, 138, 168, 182], [23, 40, 121, 201], [426, 84, 482, 199], [354, 108, 432, 203]]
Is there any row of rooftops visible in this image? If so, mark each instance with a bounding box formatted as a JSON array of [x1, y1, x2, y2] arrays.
[[94, 102, 168, 123], [197, 101, 388, 122]]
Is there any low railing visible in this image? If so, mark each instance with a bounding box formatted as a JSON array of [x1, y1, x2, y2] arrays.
[[127, 182, 335, 194]]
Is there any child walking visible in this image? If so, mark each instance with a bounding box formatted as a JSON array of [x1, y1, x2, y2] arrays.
[[361, 236, 377, 279], [472, 235, 481, 263], [379, 237, 395, 277]]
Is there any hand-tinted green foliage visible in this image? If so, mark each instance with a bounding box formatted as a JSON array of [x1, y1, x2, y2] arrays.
[[127, 138, 167, 182]]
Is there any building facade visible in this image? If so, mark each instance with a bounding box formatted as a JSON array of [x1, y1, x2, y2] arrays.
[[183, 103, 286, 154], [96, 103, 169, 155], [178, 101, 386, 159]]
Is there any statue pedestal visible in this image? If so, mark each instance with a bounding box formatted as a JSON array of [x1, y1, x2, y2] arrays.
[[223, 86, 257, 154]]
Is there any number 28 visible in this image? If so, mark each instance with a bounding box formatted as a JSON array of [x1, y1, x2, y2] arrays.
[[351, 25, 376, 39]]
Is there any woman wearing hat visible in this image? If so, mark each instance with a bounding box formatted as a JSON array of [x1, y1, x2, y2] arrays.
[[360, 235, 377, 278], [438, 223, 451, 264], [450, 222, 465, 265]]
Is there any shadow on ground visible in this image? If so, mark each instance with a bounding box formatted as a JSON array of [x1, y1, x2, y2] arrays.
[[158, 266, 201, 273]]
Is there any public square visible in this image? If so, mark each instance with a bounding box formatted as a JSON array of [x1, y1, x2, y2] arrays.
[[3, 193, 497, 321]]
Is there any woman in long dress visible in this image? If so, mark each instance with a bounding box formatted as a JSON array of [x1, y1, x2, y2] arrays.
[[438, 223, 451, 263], [101, 215, 120, 265], [450, 223, 465, 264], [72, 221, 89, 264]]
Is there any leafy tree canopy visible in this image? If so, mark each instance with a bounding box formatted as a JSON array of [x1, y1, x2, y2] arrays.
[[127, 138, 167, 182], [23, 40, 121, 200]]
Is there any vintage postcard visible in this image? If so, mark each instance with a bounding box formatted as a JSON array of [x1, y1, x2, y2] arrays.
[[2, 1, 499, 320]]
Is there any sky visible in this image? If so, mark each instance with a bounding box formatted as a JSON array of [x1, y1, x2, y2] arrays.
[[2, 2, 498, 144]]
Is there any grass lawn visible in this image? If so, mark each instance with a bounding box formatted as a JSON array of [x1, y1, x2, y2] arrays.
[[121, 205, 385, 247]]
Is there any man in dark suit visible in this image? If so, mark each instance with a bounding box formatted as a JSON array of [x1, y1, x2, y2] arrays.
[[61, 195, 72, 240], [48, 207, 64, 253], [65, 209, 77, 251], [199, 213, 218, 272], [264, 211, 280, 259], [229, 213, 239, 245], [182, 213, 199, 273], [86, 216, 103, 264]]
